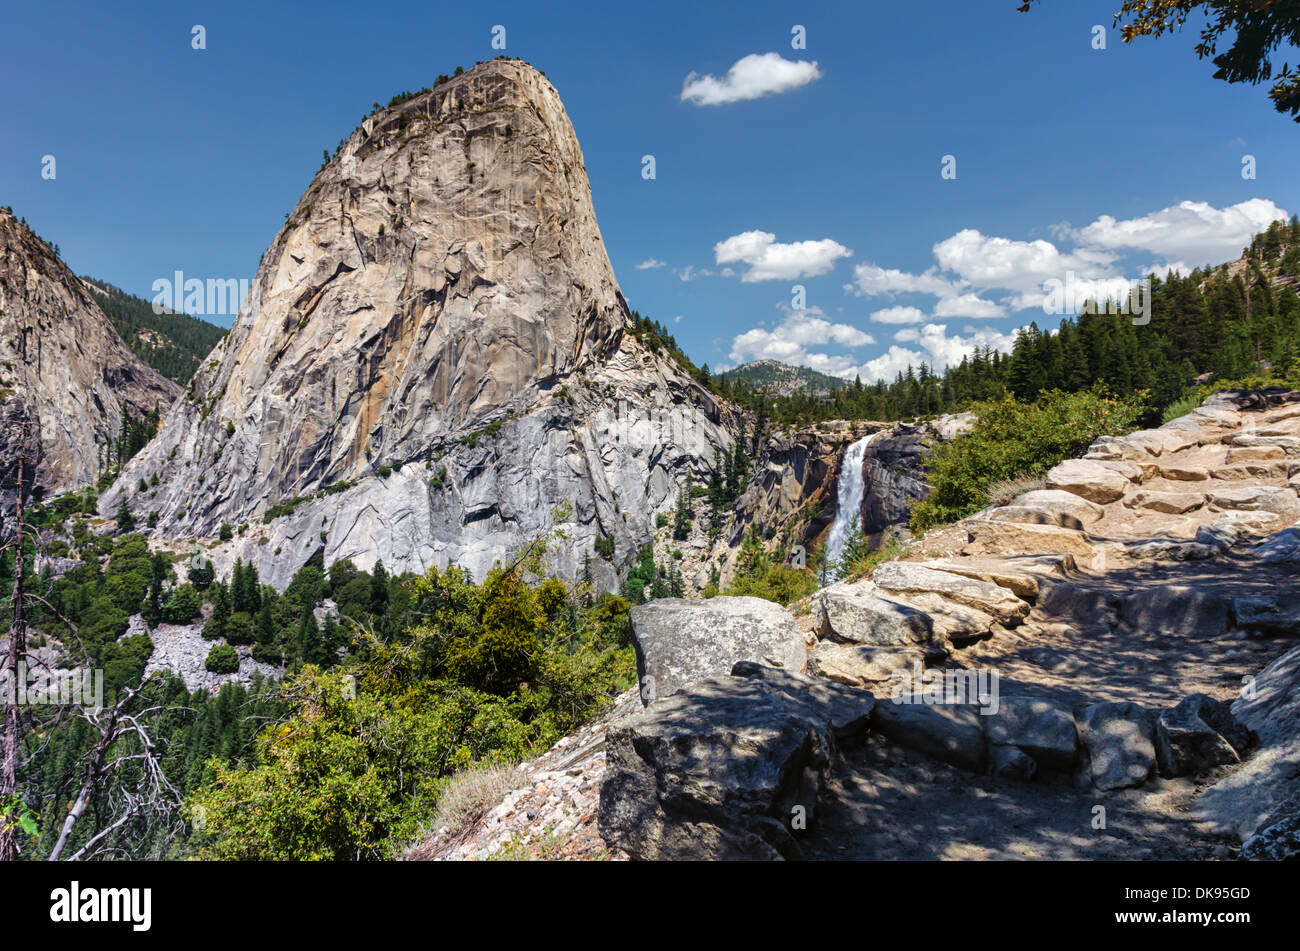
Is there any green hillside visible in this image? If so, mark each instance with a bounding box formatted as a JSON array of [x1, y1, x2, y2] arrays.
[[720, 360, 848, 397], [84, 278, 226, 385]]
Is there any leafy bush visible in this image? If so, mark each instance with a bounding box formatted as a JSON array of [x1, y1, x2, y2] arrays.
[[161, 583, 203, 624], [910, 388, 1148, 534], [724, 527, 819, 605], [224, 612, 256, 646], [218, 523, 234, 541], [205, 643, 239, 674]]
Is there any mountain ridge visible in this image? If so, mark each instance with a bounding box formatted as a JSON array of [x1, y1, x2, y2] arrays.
[[100, 59, 735, 587]]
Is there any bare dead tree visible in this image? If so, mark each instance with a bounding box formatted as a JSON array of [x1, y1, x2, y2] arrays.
[[0, 435, 31, 861], [2, 423, 181, 860], [47, 683, 183, 861]]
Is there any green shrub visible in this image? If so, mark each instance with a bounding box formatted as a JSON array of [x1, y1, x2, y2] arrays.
[[161, 583, 203, 624], [224, 612, 256, 646], [218, 523, 234, 541], [910, 388, 1148, 534], [205, 643, 240, 674]]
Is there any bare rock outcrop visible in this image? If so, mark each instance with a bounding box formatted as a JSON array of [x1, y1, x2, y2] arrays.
[[0, 209, 178, 498], [101, 61, 732, 587]]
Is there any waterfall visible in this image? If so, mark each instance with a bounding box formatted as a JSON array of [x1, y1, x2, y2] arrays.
[[824, 431, 882, 567]]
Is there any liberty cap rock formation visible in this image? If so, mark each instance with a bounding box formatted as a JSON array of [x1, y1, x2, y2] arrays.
[[102, 59, 733, 588], [0, 208, 178, 498]]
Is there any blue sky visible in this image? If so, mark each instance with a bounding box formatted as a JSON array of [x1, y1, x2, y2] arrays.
[[3, 0, 1298, 382]]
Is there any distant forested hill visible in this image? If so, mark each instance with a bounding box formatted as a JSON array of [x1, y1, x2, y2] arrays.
[[83, 278, 226, 385], [720, 359, 847, 397]]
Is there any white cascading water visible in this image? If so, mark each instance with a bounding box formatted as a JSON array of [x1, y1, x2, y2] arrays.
[[824, 431, 882, 567]]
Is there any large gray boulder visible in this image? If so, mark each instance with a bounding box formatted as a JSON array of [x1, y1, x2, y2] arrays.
[[870, 562, 1029, 625], [872, 697, 988, 771], [1156, 694, 1254, 778], [805, 642, 924, 687], [1035, 581, 1119, 628], [1233, 594, 1300, 635], [963, 520, 1097, 559], [1241, 794, 1300, 860], [597, 664, 874, 860], [986, 489, 1105, 531], [1118, 586, 1231, 640], [1207, 486, 1300, 519], [629, 597, 806, 706], [816, 581, 934, 647], [1077, 701, 1157, 791], [1045, 458, 1141, 504], [1196, 645, 1300, 843], [984, 696, 1079, 772]]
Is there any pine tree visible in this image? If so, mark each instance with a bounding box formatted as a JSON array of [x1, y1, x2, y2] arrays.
[[671, 478, 693, 541], [114, 497, 135, 532]]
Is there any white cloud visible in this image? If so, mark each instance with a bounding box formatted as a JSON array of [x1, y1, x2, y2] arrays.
[[727, 306, 874, 369], [850, 323, 1023, 383], [869, 305, 928, 324], [933, 292, 1005, 319], [675, 264, 714, 282], [843, 198, 1287, 321], [681, 52, 822, 106], [845, 263, 960, 298], [1072, 198, 1288, 264], [635, 258, 666, 270], [932, 229, 1115, 298], [714, 230, 852, 282]]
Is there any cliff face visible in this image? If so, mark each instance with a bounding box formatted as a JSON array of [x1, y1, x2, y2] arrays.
[[858, 414, 974, 541], [102, 60, 733, 587], [0, 209, 178, 499]]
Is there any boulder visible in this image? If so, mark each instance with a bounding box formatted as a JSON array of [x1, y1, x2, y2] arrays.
[[1253, 526, 1300, 566], [1217, 461, 1291, 481], [922, 560, 1043, 602], [871, 562, 1030, 625], [1123, 490, 1205, 514], [597, 665, 874, 860], [983, 696, 1079, 771], [1233, 595, 1300, 636], [806, 642, 924, 687], [1158, 464, 1210, 482], [629, 597, 806, 706], [1241, 794, 1300, 861], [986, 489, 1106, 531], [1156, 694, 1253, 778], [1118, 586, 1231, 640], [1045, 458, 1140, 504], [816, 581, 933, 647], [1129, 540, 1220, 562], [873, 697, 988, 772], [886, 591, 1002, 645], [990, 744, 1038, 781], [1229, 434, 1300, 454], [1226, 445, 1286, 463], [963, 520, 1096, 559], [1077, 701, 1157, 791], [1035, 580, 1118, 628], [1196, 645, 1300, 842], [1207, 486, 1300, 519], [1195, 511, 1281, 549]]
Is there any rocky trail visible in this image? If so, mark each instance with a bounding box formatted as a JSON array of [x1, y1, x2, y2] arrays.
[[414, 390, 1300, 861]]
